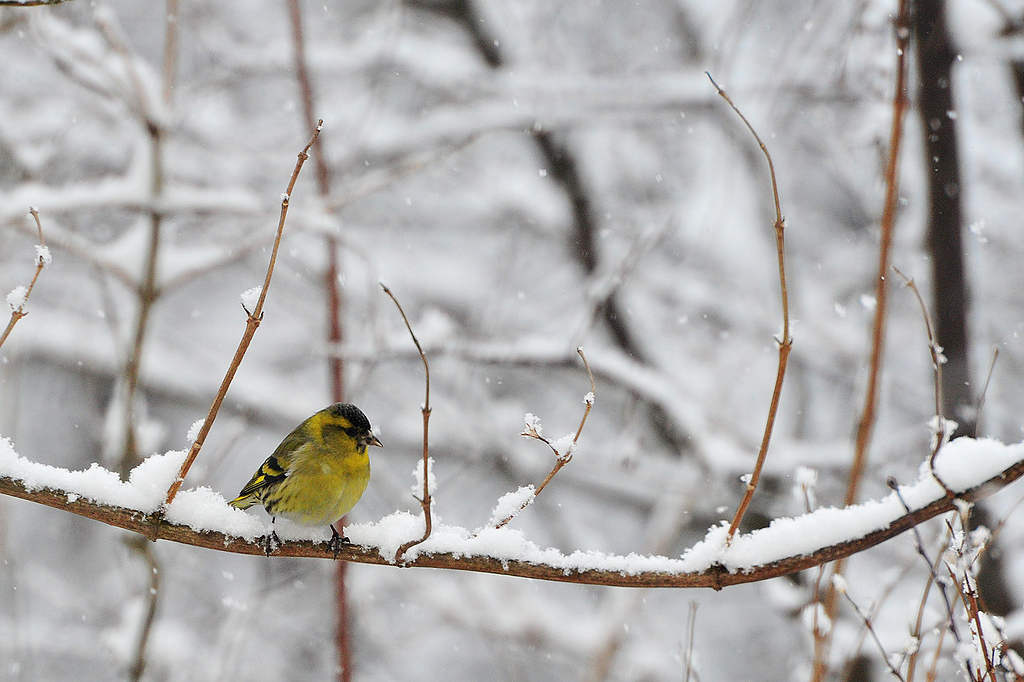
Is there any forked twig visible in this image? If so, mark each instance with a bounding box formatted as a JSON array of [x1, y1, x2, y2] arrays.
[[705, 73, 792, 543], [382, 285, 433, 563], [0, 208, 49, 351], [892, 267, 954, 493], [162, 121, 323, 510], [494, 347, 596, 529]]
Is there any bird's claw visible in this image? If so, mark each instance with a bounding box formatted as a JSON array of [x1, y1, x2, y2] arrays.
[[262, 530, 282, 556], [328, 524, 351, 559]]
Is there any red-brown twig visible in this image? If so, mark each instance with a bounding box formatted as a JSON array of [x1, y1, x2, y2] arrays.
[[382, 285, 434, 563], [705, 73, 792, 543], [0, 208, 49, 351], [282, 1, 351, 677], [814, 5, 912, 680], [162, 121, 322, 509], [494, 347, 596, 529]]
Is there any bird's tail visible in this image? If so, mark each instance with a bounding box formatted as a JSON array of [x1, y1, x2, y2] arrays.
[[228, 493, 257, 509]]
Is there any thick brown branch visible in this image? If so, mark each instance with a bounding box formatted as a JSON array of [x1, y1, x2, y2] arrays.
[[4, 450, 1023, 589]]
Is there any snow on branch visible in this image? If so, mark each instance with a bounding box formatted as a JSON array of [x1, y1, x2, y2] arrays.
[[2, 433, 1023, 588]]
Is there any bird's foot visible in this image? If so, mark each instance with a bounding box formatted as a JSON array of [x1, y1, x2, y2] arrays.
[[262, 530, 282, 556], [328, 524, 350, 559]]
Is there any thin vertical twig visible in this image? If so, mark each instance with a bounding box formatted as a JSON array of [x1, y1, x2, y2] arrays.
[[382, 285, 433, 564], [705, 73, 792, 543], [163, 121, 323, 509], [0, 208, 49, 351], [814, 5, 912, 679], [892, 268, 955, 492]]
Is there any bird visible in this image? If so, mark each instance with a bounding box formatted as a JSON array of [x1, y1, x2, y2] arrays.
[[229, 402, 382, 556]]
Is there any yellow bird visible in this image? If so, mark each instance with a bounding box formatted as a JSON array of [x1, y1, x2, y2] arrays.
[[230, 402, 382, 554]]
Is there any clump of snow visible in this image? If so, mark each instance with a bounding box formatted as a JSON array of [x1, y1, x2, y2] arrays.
[[6, 286, 28, 310], [35, 244, 52, 266], [583, 391, 595, 405], [411, 456, 436, 499], [487, 485, 535, 526], [164, 489, 268, 541], [548, 433, 576, 460], [831, 574, 848, 593], [239, 285, 262, 311], [522, 413, 542, 438], [186, 418, 205, 443], [0, 436, 186, 513]]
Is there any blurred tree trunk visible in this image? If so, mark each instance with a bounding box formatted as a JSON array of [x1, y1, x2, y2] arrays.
[[913, 0, 975, 437]]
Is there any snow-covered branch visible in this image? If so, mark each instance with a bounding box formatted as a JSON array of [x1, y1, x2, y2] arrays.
[[2, 435, 1023, 588]]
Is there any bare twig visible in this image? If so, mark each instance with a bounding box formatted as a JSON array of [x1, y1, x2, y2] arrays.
[[684, 601, 699, 682], [974, 348, 999, 431], [381, 285, 433, 563], [0, 208, 49, 351], [815, 5, 912, 679], [847, 0, 912, 507], [889, 479, 962, 646], [834, 578, 907, 682], [494, 347, 596, 529], [705, 73, 792, 543], [893, 267, 954, 494], [163, 121, 323, 509]]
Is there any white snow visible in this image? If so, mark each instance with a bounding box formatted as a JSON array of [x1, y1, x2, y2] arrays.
[[186, 418, 204, 443], [6, 286, 27, 310], [487, 485, 536, 526], [34, 244, 51, 266], [239, 286, 262, 311]]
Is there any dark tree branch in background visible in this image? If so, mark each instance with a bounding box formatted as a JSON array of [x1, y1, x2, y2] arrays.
[[421, 0, 693, 457], [284, 2, 352, 678], [913, 0, 974, 438]]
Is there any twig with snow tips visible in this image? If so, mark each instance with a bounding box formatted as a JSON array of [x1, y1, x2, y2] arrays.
[[706, 73, 792, 544], [0, 208, 50, 351], [893, 267, 955, 494], [381, 284, 434, 563], [494, 347, 596, 530], [831, 576, 907, 682], [162, 121, 322, 511]]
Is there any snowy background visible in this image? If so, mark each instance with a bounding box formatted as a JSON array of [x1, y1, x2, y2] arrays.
[[2, 0, 1024, 680]]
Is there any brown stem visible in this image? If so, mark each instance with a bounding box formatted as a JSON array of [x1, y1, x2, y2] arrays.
[[815, 6, 912, 679], [0, 208, 47, 351], [705, 74, 791, 543], [382, 285, 433, 563], [163, 121, 322, 508]]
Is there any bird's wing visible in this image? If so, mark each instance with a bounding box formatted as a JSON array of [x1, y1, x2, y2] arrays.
[[233, 430, 310, 499]]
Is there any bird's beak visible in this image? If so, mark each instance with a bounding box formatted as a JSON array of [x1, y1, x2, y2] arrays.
[[368, 433, 383, 447]]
